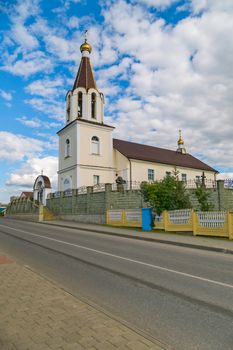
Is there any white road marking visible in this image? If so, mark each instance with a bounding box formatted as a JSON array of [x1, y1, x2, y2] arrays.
[[1, 223, 233, 290]]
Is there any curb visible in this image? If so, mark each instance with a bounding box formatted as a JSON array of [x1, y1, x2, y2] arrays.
[[40, 221, 233, 255]]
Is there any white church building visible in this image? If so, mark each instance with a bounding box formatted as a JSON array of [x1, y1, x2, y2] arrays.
[[57, 39, 217, 191]]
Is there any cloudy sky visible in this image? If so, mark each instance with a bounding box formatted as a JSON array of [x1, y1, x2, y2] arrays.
[[0, 0, 233, 203]]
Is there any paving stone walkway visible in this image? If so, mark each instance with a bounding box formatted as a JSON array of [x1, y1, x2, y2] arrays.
[[0, 252, 168, 350]]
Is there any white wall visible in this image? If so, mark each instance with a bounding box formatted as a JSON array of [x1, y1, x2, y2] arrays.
[[113, 149, 130, 181], [129, 159, 216, 182], [67, 87, 104, 124]]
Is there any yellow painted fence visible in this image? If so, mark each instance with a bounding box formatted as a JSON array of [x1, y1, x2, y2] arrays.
[[106, 209, 142, 227], [154, 209, 233, 239], [107, 208, 233, 239]]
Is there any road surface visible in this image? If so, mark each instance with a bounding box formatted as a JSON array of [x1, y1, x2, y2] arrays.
[[0, 218, 233, 350]]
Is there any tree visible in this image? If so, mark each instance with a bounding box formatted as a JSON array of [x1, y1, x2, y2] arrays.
[[194, 184, 214, 211], [141, 176, 191, 215]]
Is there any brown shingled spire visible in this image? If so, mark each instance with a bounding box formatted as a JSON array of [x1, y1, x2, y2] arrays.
[[72, 40, 97, 91]]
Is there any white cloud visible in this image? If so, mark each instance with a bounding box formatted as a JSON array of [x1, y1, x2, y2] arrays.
[[217, 173, 233, 180], [0, 131, 57, 164], [115, 98, 142, 112], [0, 132, 44, 161], [25, 78, 65, 97], [44, 34, 80, 62], [1, 51, 54, 78], [6, 156, 58, 189], [24, 78, 66, 123], [13, 0, 41, 22], [25, 98, 65, 121], [16, 116, 41, 128], [189, 0, 233, 14], [137, 0, 179, 10], [100, 0, 233, 171], [0, 89, 12, 102], [11, 22, 39, 50], [0, 187, 22, 204], [16, 116, 62, 131], [1, 0, 40, 53], [68, 16, 79, 29]]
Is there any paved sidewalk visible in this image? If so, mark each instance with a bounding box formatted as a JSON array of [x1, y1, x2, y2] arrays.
[[0, 251, 168, 350], [42, 220, 233, 254]]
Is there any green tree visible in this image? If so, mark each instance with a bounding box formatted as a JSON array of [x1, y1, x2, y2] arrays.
[[194, 184, 214, 211], [141, 176, 191, 215]]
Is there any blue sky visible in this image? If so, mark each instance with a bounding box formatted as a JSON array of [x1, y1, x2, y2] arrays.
[[0, 0, 233, 203]]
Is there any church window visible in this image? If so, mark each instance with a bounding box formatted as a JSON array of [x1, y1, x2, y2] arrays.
[[78, 92, 82, 117], [67, 94, 71, 121], [91, 136, 100, 154], [93, 175, 100, 185], [65, 139, 71, 157], [181, 173, 187, 183], [91, 93, 96, 119], [148, 169, 154, 181], [63, 177, 71, 191]]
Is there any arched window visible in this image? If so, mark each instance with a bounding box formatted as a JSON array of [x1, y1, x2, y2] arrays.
[[91, 93, 96, 119], [66, 94, 71, 121], [78, 92, 82, 117], [63, 178, 71, 191], [65, 139, 71, 157], [91, 136, 99, 154], [36, 181, 43, 203]]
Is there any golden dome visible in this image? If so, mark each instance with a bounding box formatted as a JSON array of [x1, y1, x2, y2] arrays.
[[80, 40, 92, 54], [177, 130, 184, 145], [178, 137, 184, 145]]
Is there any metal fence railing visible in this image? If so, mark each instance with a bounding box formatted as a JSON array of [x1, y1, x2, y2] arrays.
[[224, 179, 233, 189], [112, 181, 142, 191], [184, 179, 216, 189], [168, 209, 192, 225], [93, 183, 105, 192], [196, 211, 226, 228]]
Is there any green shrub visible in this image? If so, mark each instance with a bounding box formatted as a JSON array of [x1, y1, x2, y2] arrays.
[[141, 176, 191, 215]]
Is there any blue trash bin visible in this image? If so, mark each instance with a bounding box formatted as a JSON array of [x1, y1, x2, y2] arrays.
[[142, 208, 152, 231]]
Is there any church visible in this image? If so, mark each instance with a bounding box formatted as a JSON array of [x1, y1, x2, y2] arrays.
[[57, 39, 217, 191]]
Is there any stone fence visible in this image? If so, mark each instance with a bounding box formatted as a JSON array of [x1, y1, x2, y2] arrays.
[[187, 180, 233, 211], [6, 180, 233, 225], [6, 197, 40, 222], [46, 183, 145, 224]]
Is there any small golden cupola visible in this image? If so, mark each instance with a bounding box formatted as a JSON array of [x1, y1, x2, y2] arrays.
[[72, 37, 97, 91], [177, 130, 186, 154], [80, 39, 92, 55]]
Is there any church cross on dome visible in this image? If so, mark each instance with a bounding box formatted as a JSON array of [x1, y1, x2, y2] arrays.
[[84, 29, 88, 42]]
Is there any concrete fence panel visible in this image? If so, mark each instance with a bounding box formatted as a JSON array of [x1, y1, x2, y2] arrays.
[[164, 209, 193, 232], [106, 209, 141, 227], [193, 211, 229, 238]]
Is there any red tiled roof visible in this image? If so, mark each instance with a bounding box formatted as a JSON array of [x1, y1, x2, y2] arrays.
[[20, 192, 33, 198], [42, 175, 51, 188], [113, 139, 217, 173], [72, 57, 96, 91], [33, 175, 51, 189]]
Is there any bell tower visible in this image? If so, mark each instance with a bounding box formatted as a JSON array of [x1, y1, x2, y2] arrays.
[[57, 38, 115, 191], [65, 39, 104, 125]]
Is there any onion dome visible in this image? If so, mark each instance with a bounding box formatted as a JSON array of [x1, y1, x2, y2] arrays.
[[177, 130, 186, 154], [178, 129, 184, 145], [80, 39, 92, 54]]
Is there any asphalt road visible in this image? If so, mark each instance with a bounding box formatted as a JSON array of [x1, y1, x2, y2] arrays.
[[0, 218, 233, 350]]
